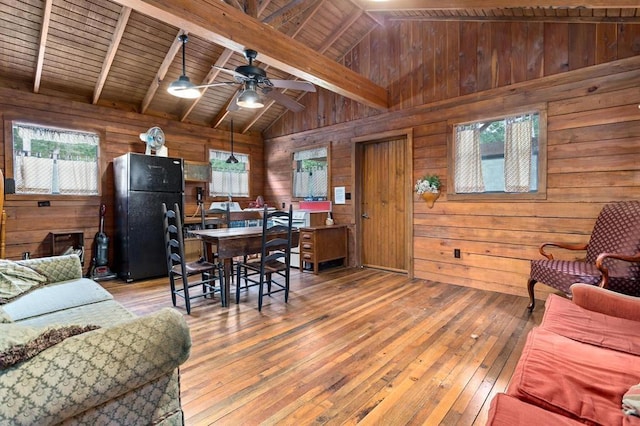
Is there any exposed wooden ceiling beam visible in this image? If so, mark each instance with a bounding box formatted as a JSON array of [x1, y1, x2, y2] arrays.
[[111, 0, 388, 110], [262, 0, 311, 25], [33, 0, 53, 93], [141, 30, 185, 114], [362, 0, 640, 11], [244, 8, 363, 133], [258, 0, 273, 16], [180, 48, 235, 121], [387, 15, 640, 23], [241, 0, 327, 132], [93, 6, 131, 104], [211, 88, 240, 128]]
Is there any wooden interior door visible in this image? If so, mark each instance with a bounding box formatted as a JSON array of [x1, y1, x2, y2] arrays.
[[360, 136, 408, 272]]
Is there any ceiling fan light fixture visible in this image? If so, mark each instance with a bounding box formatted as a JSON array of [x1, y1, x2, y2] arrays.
[[237, 81, 264, 109], [167, 75, 201, 99]]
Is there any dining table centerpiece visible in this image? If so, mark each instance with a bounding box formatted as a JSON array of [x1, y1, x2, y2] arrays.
[[415, 174, 441, 208]]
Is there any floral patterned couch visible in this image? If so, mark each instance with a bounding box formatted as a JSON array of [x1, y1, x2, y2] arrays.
[[0, 254, 191, 425]]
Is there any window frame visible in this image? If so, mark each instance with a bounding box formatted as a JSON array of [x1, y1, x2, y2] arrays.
[[446, 104, 547, 201], [3, 116, 105, 200], [290, 143, 331, 200]]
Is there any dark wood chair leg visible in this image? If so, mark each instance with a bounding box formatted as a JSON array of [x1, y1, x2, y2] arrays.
[[527, 278, 537, 312]]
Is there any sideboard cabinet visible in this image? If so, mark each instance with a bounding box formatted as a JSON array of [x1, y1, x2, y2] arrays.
[[299, 225, 347, 274]]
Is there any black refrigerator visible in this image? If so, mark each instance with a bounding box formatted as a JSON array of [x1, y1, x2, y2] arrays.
[[114, 152, 184, 282]]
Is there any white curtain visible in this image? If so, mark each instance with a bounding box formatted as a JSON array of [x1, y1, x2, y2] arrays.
[[209, 150, 249, 197], [455, 128, 485, 193], [16, 156, 52, 192], [58, 159, 98, 194], [13, 123, 99, 195], [504, 118, 533, 193], [293, 147, 328, 198]]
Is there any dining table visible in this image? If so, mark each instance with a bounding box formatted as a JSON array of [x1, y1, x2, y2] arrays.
[[189, 226, 300, 307]]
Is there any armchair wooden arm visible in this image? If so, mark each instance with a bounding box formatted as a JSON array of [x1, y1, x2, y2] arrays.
[[570, 283, 640, 322], [539, 242, 588, 260], [595, 251, 640, 288]]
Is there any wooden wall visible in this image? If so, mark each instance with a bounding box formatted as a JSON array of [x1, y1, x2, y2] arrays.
[[263, 20, 640, 299], [266, 21, 640, 137], [0, 88, 263, 267]]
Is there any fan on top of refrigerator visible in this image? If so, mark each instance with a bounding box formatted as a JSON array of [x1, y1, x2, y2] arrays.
[[140, 126, 167, 156]]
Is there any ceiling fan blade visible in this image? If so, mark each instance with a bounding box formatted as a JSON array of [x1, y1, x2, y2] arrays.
[[269, 79, 316, 92], [189, 81, 236, 90], [214, 65, 247, 80], [263, 89, 305, 112]]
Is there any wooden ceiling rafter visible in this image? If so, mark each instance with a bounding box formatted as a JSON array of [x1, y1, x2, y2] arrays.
[[110, 0, 388, 110], [211, 89, 241, 128], [140, 29, 186, 114], [93, 6, 131, 105], [213, 0, 325, 131], [386, 13, 640, 22], [263, 14, 381, 134], [243, 5, 363, 133], [33, 0, 53, 93], [241, 0, 328, 133], [262, 0, 314, 26], [180, 48, 235, 122], [258, 0, 273, 16], [361, 0, 640, 11]]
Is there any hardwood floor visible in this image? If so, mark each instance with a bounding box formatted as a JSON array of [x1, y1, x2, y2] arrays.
[[103, 267, 543, 425]]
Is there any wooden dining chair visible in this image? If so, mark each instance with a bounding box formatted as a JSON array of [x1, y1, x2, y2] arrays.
[[235, 205, 293, 311], [162, 203, 225, 314]]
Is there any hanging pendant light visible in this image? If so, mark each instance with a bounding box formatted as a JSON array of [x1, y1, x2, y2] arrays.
[[167, 34, 201, 99], [226, 120, 239, 164]]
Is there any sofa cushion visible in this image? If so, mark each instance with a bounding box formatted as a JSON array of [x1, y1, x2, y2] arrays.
[[487, 393, 583, 425], [507, 327, 640, 426], [0, 260, 48, 304], [1, 278, 113, 322], [541, 294, 640, 356], [16, 299, 136, 328]]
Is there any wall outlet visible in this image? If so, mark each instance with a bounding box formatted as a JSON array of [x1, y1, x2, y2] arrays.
[[454, 249, 461, 258]]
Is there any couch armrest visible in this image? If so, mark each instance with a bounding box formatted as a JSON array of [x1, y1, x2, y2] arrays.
[[16, 254, 83, 283], [570, 283, 640, 322], [0, 308, 191, 425]]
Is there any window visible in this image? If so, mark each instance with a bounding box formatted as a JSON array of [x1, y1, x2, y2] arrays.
[[208, 149, 250, 197], [449, 108, 546, 199], [292, 146, 328, 199], [12, 122, 99, 195]]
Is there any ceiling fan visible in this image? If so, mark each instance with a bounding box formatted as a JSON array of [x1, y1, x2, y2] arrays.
[[171, 47, 316, 112]]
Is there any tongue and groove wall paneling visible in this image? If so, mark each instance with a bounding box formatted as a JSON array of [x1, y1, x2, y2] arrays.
[[264, 20, 640, 298]]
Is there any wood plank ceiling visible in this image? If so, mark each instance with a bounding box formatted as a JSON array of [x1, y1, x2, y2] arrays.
[[1, 0, 639, 136]]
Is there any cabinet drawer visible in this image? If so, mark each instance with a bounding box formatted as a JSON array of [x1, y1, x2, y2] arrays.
[[302, 253, 314, 261], [301, 232, 314, 241], [300, 242, 314, 252]]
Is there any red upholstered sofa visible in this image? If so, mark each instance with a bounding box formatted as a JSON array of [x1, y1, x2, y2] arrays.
[[487, 283, 640, 425]]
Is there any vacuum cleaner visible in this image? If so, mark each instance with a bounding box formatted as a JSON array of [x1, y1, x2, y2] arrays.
[[88, 204, 117, 281]]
